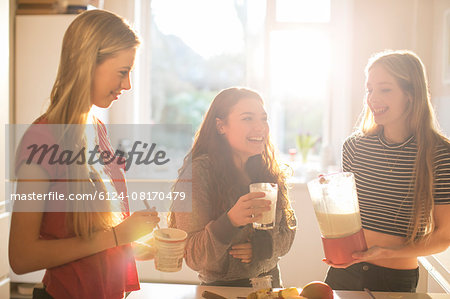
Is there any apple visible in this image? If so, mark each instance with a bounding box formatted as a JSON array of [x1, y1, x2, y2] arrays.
[[299, 281, 333, 299]]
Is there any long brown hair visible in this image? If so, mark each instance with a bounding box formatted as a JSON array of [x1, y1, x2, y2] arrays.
[[358, 50, 450, 243], [169, 87, 296, 228], [44, 10, 140, 238]]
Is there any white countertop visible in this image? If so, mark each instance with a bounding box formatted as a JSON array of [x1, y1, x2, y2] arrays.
[[127, 282, 450, 299]]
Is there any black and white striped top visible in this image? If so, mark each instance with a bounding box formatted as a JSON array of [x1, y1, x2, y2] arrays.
[[342, 133, 450, 237]]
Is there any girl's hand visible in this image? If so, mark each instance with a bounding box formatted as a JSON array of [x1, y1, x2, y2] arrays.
[[227, 192, 271, 227], [322, 246, 392, 268], [229, 242, 252, 263], [352, 246, 392, 261], [133, 238, 157, 261], [114, 209, 160, 245], [322, 258, 358, 269]]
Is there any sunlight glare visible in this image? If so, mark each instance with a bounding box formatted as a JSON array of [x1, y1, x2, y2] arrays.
[[276, 0, 330, 23], [152, 0, 244, 59], [270, 29, 331, 99]]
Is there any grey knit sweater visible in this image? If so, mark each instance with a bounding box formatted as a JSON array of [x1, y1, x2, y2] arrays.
[[172, 155, 296, 284]]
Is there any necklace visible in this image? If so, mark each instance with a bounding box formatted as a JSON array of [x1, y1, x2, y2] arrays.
[[381, 146, 402, 172], [378, 133, 414, 173]]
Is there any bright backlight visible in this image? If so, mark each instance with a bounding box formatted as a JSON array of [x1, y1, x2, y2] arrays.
[[152, 0, 244, 58], [270, 29, 331, 99]]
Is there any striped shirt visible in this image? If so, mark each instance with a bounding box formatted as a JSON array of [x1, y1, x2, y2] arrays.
[[342, 133, 450, 237]]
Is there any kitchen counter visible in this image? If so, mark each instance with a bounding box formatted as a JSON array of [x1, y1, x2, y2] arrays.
[[127, 282, 449, 299]]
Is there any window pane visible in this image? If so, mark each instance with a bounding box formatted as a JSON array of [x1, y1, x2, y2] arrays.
[[276, 0, 330, 23], [270, 29, 331, 152], [151, 0, 247, 131]]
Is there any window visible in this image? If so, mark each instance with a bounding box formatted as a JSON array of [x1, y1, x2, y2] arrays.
[[266, 0, 332, 178], [150, 0, 248, 131], [275, 0, 330, 23], [268, 22, 331, 153], [144, 0, 332, 176]]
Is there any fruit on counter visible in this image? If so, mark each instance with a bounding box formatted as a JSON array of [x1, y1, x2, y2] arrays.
[[299, 281, 333, 299], [246, 282, 332, 299], [278, 287, 299, 298], [246, 288, 276, 299]]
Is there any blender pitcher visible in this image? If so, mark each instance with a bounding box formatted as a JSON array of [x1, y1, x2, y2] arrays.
[[307, 172, 367, 265]]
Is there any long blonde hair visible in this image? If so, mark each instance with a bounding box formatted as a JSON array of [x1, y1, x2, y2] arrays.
[[358, 50, 449, 243], [44, 10, 140, 238]]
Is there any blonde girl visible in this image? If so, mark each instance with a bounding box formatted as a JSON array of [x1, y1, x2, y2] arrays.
[[9, 10, 159, 299], [324, 50, 450, 292]]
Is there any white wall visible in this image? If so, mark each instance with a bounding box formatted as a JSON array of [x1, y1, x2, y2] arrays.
[[14, 15, 76, 124], [103, 0, 144, 125], [429, 1, 450, 291], [431, 0, 450, 136], [0, 0, 10, 297]]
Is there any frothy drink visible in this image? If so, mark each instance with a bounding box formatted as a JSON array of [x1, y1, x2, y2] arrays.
[[258, 191, 277, 225], [250, 183, 278, 230], [315, 211, 362, 238]]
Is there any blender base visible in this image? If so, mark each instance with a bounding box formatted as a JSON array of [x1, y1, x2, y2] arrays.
[[322, 228, 368, 265]]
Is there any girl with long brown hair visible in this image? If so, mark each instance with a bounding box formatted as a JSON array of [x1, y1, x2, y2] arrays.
[[324, 50, 450, 292], [169, 87, 296, 287], [9, 10, 159, 299]]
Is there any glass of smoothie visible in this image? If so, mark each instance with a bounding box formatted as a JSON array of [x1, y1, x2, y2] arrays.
[[249, 183, 278, 230]]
